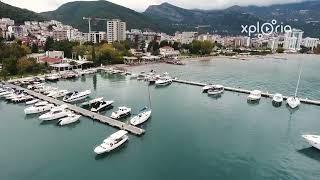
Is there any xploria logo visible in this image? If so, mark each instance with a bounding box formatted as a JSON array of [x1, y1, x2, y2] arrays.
[[241, 19, 292, 38]]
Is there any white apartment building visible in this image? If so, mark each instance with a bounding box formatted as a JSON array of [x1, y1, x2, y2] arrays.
[[0, 18, 14, 27], [284, 29, 304, 51], [107, 19, 126, 43], [53, 30, 68, 41], [175, 32, 198, 44], [303, 37, 319, 49], [84, 32, 106, 43]]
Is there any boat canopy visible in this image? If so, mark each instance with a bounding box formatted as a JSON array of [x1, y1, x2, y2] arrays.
[[251, 90, 262, 95], [109, 130, 128, 140], [214, 85, 224, 89]]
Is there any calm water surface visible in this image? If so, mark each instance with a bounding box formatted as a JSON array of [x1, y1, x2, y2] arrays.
[[1, 54, 320, 180]]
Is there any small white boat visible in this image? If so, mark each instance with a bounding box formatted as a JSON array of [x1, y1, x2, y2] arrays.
[[81, 97, 104, 108], [63, 90, 91, 103], [272, 93, 283, 103], [287, 63, 303, 109], [48, 90, 70, 98], [91, 100, 114, 112], [129, 74, 138, 79], [111, 106, 131, 119], [0, 90, 13, 97], [247, 90, 262, 101], [207, 85, 224, 95], [287, 97, 300, 109], [24, 102, 55, 115], [155, 78, 172, 86], [302, 135, 320, 150], [94, 130, 129, 154], [130, 109, 152, 126], [202, 84, 214, 93], [39, 105, 69, 121], [58, 113, 81, 126], [26, 98, 39, 105], [45, 74, 60, 82]]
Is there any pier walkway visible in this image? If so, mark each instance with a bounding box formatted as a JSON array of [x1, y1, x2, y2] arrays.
[[9, 84, 145, 136], [173, 79, 320, 106]]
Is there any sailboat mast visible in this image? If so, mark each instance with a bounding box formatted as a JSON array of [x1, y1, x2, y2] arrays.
[[294, 64, 303, 98], [148, 85, 152, 109]]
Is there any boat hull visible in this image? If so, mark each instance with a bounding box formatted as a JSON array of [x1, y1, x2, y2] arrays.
[[94, 135, 128, 154]]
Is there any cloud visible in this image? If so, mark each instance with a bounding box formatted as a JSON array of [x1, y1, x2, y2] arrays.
[[1, 0, 310, 12]]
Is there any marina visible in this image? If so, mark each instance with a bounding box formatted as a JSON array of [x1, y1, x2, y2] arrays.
[[8, 84, 145, 136], [1, 55, 320, 180]]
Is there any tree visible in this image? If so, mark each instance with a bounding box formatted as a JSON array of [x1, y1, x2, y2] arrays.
[[44, 37, 54, 51], [160, 40, 169, 47], [147, 40, 160, 55], [314, 44, 320, 54], [299, 45, 310, 54], [31, 43, 39, 53], [276, 47, 284, 53]]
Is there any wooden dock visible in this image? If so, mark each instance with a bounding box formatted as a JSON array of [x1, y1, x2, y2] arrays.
[[173, 79, 320, 106], [9, 84, 145, 136]]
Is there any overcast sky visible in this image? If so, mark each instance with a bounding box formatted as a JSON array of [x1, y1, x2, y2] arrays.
[[1, 0, 308, 12]]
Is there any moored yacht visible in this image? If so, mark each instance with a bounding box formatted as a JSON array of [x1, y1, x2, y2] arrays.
[[272, 93, 283, 104], [130, 108, 152, 126], [58, 113, 81, 126], [247, 90, 262, 101], [302, 135, 320, 150], [48, 90, 69, 98], [39, 104, 69, 121], [91, 100, 114, 112], [287, 97, 300, 109], [26, 98, 39, 105], [94, 130, 129, 154], [287, 63, 303, 109], [155, 78, 172, 86], [110, 106, 131, 119], [207, 85, 224, 96], [63, 90, 91, 103], [81, 97, 104, 109], [24, 102, 55, 115], [202, 84, 214, 93]]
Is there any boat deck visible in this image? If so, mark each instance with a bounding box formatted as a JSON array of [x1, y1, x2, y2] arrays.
[[173, 79, 320, 106], [9, 84, 145, 136]]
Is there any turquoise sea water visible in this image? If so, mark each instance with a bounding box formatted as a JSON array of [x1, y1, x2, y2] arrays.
[[1, 54, 320, 180]]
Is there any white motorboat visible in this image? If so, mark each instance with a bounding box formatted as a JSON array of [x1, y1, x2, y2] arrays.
[[130, 109, 152, 126], [202, 84, 214, 93], [287, 64, 303, 109], [24, 102, 55, 115], [129, 74, 138, 79], [207, 85, 224, 95], [81, 97, 104, 108], [272, 93, 283, 103], [48, 90, 69, 98], [247, 90, 262, 101], [155, 78, 172, 86], [302, 135, 320, 150], [63, 90, 91, 103], [287, 97, 300, 109], [91, 100, 114, 112], [45, 74, 60, 82], [26, 98, 39, 105], [94, 130, 129, 154], [39, 105, 69, 121], [111, 106, 131, 119], [58, 113, 81, 126], [0, 90, 13, 97]]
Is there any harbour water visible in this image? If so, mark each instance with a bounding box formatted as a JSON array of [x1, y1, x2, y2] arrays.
[[1, 54, 320, 180]]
